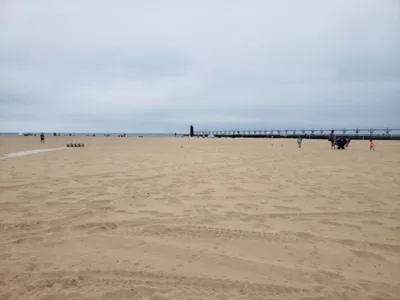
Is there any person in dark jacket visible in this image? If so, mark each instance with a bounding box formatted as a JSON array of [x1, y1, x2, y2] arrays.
[[328, 130, 336, 149]]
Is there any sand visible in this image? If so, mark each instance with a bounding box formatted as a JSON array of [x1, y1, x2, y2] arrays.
[[1, 148, 69, 160], [0, 136, 399, 300]]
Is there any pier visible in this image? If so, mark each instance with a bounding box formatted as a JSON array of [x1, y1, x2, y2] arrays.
[[190, 127, 400, 140]]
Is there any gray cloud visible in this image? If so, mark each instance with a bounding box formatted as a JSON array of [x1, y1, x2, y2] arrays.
[[1, 0, 399, 133]]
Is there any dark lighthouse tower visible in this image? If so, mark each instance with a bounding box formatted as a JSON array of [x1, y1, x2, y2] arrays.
[[190, 125, 194, 137]]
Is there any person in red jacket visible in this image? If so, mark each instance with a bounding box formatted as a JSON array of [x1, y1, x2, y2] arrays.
[[369, 139, 375, 151]]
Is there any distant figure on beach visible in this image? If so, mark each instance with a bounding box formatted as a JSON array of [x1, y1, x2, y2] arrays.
[[297, 137, 303, 148], [370, 139, 375, 151], [328, 130, 336, 149], [40, 132, 45, 143]]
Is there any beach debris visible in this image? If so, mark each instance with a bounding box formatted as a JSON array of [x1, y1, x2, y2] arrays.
[[66, 143, 84, 147]]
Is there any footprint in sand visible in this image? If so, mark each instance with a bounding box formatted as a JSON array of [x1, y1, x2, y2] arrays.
[[350, 249, 389, 263], [236, 203, 257, 210], [167, 197, 182, 204], [273, 205, 302, 212], [361, 220, 383, 225], [73, 222, 118, 234], [0, 253, 12, 260], [13, 236, 44, 244], [252, 223, 272, 230]]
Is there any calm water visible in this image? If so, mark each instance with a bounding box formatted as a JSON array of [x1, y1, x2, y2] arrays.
[[0, 132, 179, 137]]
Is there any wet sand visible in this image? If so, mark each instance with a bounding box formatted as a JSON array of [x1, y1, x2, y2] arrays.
[[0, 136, 399, 300]]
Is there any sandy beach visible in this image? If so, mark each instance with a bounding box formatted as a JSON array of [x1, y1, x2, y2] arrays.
[[0, 136, 399, 300]]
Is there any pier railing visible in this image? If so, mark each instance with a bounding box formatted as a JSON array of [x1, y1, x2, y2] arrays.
[[193, 128, 400, 140]]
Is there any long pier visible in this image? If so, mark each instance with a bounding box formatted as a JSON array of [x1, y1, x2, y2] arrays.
[[191, 128, 400, 140]]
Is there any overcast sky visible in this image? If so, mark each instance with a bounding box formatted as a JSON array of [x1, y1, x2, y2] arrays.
[[1, 0, 399, 133]]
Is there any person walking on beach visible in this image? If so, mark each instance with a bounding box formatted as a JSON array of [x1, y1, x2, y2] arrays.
[[329, 130, 336, 149], [297, 137, 303, 148], [40, 132, 45, 144], [369, 139, 375, 151]]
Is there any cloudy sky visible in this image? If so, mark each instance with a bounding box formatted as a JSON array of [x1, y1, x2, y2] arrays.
[[1, 0, 399, 133]]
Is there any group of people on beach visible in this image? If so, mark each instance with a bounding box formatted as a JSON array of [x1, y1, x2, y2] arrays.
[[296, 130, 375, 151], [328, 131, 349, 149], [328, 130, 375, 150]]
